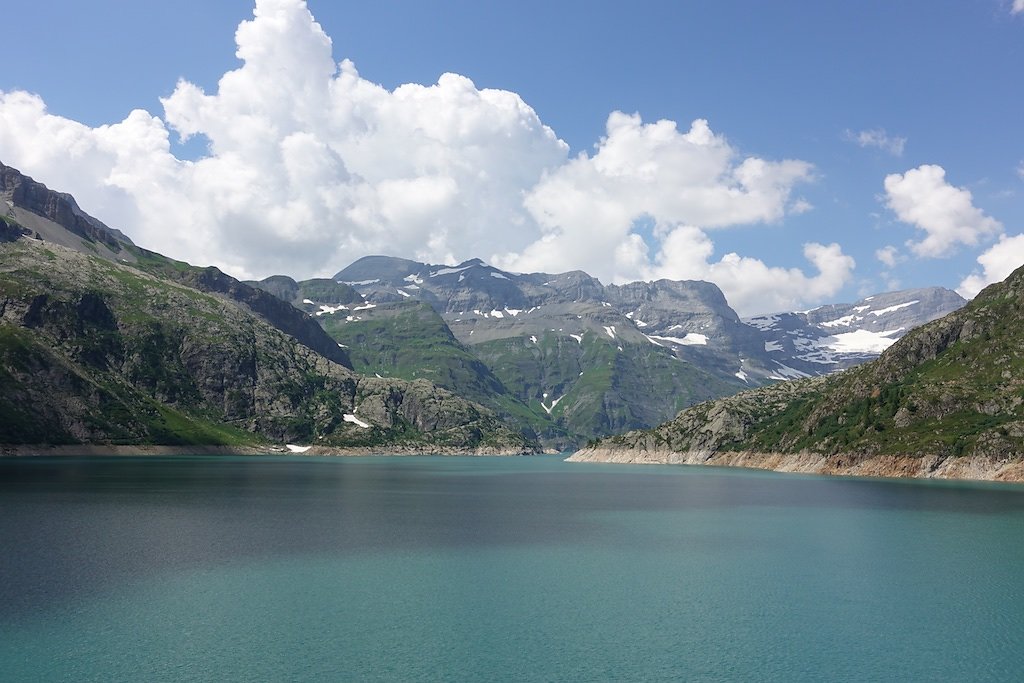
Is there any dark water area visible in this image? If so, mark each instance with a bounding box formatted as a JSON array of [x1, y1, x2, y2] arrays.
[[2, 455, 1024, 681]]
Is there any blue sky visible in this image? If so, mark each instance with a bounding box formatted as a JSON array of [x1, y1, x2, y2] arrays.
[[1, 0, 1022, 314]]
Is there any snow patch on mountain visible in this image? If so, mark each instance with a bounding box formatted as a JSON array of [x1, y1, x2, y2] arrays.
[[315, 304, 349, 316], [541, 394, 564, 415], [649, 333, 708, 346], [870, 300, 918, 316], [343, 414, 371, 429], [827, 328, 903, 354], [746, 288, 964, 376], [430, 265, 472, 277]]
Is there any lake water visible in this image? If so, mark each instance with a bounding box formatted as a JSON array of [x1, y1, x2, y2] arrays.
[[2, 455, 1024, 682]]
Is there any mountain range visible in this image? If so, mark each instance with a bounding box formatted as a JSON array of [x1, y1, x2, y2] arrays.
[[249, 255, 964, 447], [3, 159, 992, 466]]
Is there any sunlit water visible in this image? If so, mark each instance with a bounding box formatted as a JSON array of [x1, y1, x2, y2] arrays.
[[2, 455, 1023, 682]]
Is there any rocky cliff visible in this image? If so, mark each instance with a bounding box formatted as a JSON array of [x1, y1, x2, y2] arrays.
[[1, 162, 132, 255]]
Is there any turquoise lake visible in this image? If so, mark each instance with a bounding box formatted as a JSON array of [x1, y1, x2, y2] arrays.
[[2, 455, 1024, 682]]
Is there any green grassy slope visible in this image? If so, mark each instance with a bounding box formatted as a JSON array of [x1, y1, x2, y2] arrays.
[[318, 301, 568, 446]]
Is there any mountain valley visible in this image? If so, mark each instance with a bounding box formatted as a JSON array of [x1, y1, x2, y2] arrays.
[[252, 254, 965, 447], [2, 159, 995, 462]]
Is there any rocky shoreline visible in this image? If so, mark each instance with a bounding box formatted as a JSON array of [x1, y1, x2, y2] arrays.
[[8, 443, 1022, 483], [567, 446, 1024, 483]]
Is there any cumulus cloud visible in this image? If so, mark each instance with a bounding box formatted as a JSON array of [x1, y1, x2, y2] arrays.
[[495, 113, 833, 315], [0, 0, 848, 315], [642, 232, 855, 316], [843, 128, 906, 156], [0, 0, 567, 278], [884, 164, 1002, 258], [958, 233, 1024, 298], [875, 245, 902, 268]]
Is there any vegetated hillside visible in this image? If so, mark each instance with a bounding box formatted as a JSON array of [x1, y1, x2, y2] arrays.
[[316, 300, 571, 447], [0, 235, 533, 453], [322, 255, 759, 443], [573, 263, 1024, 480], [1, 161, 353, 370]]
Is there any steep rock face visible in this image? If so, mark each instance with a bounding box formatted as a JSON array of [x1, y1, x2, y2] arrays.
[[604, 279, 771, 379], [130, 255, 354, 370], [0, 162, 131, 252], [576, 264, 1024, 479], [1, 213, 30, 242], [0, 238, 534, 452]]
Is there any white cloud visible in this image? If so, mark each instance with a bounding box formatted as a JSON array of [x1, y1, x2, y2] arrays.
[[496, 113, 832, 315], [645, 234, 855, 316], [1014, 0, 1024, 14], [875, 245, 902, 268], [958, 233, 1024, 298], [1017, 161, 1024, 180], [884, 164, 1002, 258], [844, 128, 906, 156], [0, 0, 567, 278], [0, 0, 847, 316]]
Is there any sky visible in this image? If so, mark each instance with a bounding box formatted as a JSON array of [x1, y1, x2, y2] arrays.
[[1, 0, 1022, 316]]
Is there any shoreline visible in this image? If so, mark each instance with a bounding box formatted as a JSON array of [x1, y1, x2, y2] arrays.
[[0, 444, 541, 457], [566, 446, 1024, 483], [7, 443, 1022, 483]]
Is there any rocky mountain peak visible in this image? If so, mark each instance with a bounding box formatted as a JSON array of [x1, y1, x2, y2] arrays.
[[745, 286, 966, 375], [0, 162, 132, 252]]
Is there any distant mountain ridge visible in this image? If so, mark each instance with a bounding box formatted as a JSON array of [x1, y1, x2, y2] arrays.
[[249, 254, 965, 447], [746, 287, 966, 375], [326, 255, 767, 444]]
